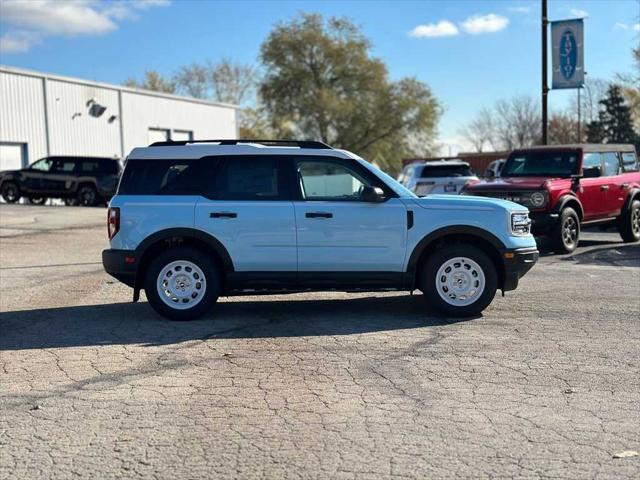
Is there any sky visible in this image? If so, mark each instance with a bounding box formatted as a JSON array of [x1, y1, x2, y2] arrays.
[[0, 0, 638, 155]]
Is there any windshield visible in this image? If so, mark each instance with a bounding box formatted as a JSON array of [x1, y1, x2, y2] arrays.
[[419, 165, 473, 177], [354, 157, 417, 197], [502, 150, 580, 177]]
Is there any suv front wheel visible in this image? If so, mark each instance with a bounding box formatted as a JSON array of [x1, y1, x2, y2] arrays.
[[144, 247, 220, 321], [421, 244, 498, 317], [551, 207, 580, 254]]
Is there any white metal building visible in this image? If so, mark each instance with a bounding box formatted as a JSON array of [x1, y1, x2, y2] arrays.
[[0, 65, 238, 171]]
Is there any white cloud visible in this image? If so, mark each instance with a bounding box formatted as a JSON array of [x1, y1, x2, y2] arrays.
[[569, 9, 588, 18], [614, 22, 640, 31], [410, 21, 459, 38], [508, 6, 531, 14], [0, 0, 170, 53], [461, 14, 509, 35], [0, 32, 36, 53]]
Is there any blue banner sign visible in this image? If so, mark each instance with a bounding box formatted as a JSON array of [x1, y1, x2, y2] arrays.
[[551, 19, 584, 89]]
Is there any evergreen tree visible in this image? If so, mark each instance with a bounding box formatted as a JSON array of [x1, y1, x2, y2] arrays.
[[587, 84, 638, 146]]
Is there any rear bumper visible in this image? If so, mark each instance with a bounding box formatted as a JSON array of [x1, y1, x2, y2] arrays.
[[502, 246, 539, 291], [102, 249, 137, 288]]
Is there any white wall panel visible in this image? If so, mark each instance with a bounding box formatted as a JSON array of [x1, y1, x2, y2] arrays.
[[0, 71, 48, 163], [121, 92, 236, 154], [46, 80, 121, 158]]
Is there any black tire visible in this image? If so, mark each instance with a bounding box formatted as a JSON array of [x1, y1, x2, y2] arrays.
[[551, 207, 580, 254], [1, 182, 20, 203], [618, 199, 640, 243], [420, 244, 498, 318], [27, 197, 47, 205], [144, 247, 220, 321], [77, 185, 98, 207]]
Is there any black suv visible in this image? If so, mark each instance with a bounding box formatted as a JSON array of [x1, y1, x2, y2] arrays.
[[0, 156, 121, 206]]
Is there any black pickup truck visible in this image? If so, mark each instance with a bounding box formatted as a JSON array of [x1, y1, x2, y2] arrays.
[[0, 156, 121, 206]]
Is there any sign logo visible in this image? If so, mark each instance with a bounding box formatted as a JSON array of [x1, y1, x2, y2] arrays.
[[560, 29, 577, 80]]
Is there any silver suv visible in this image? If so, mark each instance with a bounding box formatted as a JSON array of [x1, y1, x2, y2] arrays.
[[398, 160, 478, 196]]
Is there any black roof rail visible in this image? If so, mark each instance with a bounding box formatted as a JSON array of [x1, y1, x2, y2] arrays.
[[148, 139, 333, 149]]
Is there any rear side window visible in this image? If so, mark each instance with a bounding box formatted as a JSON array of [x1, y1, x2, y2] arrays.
[[53, 158, 77, 173], [80, 161, 100, 173], [420, 165, 473, 178], [602, 152, 621, 176], [215, 156, 283, 200], [118, 159, 205, 195], [621, 152, 639, 172]]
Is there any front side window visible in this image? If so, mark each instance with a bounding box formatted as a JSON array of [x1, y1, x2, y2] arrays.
[[602, 152, 621, 177], [118, 159, 204, 195], [297, 160, 372, 201], [621, 152, 639, 172], [502, 151, 579, 177], [30, 158, 54, 171], [215, 157, 281, 200], [582, 153, 602, 178]]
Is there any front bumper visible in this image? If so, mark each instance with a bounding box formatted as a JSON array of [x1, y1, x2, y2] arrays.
[[102, 249, 137, 288], [502, 246, 539, 291], [530, 211, 559, 235]]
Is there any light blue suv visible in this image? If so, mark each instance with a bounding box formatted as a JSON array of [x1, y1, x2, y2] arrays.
[[103, 140, 538, 321]]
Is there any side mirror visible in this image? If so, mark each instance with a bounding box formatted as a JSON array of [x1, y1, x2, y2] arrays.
[[485, 170, 496, 179], [361, 185, 385, 203]]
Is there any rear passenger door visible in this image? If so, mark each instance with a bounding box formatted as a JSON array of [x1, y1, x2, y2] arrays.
[[194, 156, 297, 272], [42, 157, 77, 194], [601, 151, 625, 217], [578, 152, 609, 221]]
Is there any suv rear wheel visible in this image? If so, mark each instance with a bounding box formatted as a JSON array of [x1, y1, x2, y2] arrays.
[[421, 244, 498, 317], [1, 182, 20, 203], [618, 199, 640, 243], [144, 247, 220, 321], [551, 207, 580, 254], [77, 185, 98, 206]]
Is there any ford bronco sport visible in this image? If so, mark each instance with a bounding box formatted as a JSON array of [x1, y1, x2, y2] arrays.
[[463, 144, 640, 253], [103, 139, 538, 321]]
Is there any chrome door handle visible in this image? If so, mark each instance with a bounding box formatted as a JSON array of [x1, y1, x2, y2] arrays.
[[600, 185, 609, 191], [306, 212, 333, 219], [210, 212, 237, 218]]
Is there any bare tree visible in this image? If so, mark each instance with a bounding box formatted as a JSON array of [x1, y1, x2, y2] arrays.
[[568, 77, 610, 125], [458, 108, 493, 152], [549, 112, 580, 144], [123, 71, 176, 94]]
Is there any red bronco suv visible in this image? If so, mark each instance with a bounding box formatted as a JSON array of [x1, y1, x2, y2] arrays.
[[463, 144, 640, 253]]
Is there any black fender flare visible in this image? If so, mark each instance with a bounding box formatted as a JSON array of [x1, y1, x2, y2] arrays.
[[135, 227, 234, 273], [621, 188, 640, 213], [406, 225, 507, 273], [552, 194, 584, 219]]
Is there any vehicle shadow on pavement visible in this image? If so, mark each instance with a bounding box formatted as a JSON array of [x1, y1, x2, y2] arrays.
[[0, 295, 476, 351]]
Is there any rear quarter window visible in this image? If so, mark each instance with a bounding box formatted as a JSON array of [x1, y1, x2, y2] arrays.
[[118, 159, 207, 195], [621, 152, 639, 172]]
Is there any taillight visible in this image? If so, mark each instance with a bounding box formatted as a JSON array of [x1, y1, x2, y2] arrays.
[[108, 207, 120, 240]]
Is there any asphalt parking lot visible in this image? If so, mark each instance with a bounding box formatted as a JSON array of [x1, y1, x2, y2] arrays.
[[1, 204, 639, 479]]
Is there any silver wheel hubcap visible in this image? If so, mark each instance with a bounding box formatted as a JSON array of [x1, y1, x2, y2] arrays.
[[632, 207, 639, 235], [436, 257, 486, 307], [156, 260, 206, 310], [563, 217, 578, 246]]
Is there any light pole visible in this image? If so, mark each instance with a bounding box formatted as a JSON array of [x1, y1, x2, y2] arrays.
[[542, 0, 549, 145]]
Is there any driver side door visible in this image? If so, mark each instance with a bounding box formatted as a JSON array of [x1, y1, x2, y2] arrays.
[[293, 157, 407, 272], [21, 157, 55, 194]]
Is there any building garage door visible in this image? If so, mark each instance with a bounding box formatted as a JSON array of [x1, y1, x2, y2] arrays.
[[0, 143, 26, 171]]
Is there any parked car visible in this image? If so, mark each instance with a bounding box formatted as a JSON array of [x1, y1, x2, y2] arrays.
[[484, 159, 506, 179], [397, 160, 479, 196], [103, 139, 538, 321], [462, 144, 640, 253], [0, 156, 121, 206]]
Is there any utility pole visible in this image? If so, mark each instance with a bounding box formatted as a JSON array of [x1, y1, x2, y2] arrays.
[[541, 0, 549, 145]]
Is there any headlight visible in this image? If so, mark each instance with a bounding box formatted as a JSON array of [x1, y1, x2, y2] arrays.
[[511, 212, 531, 236], [529, 191, 547, 208]]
